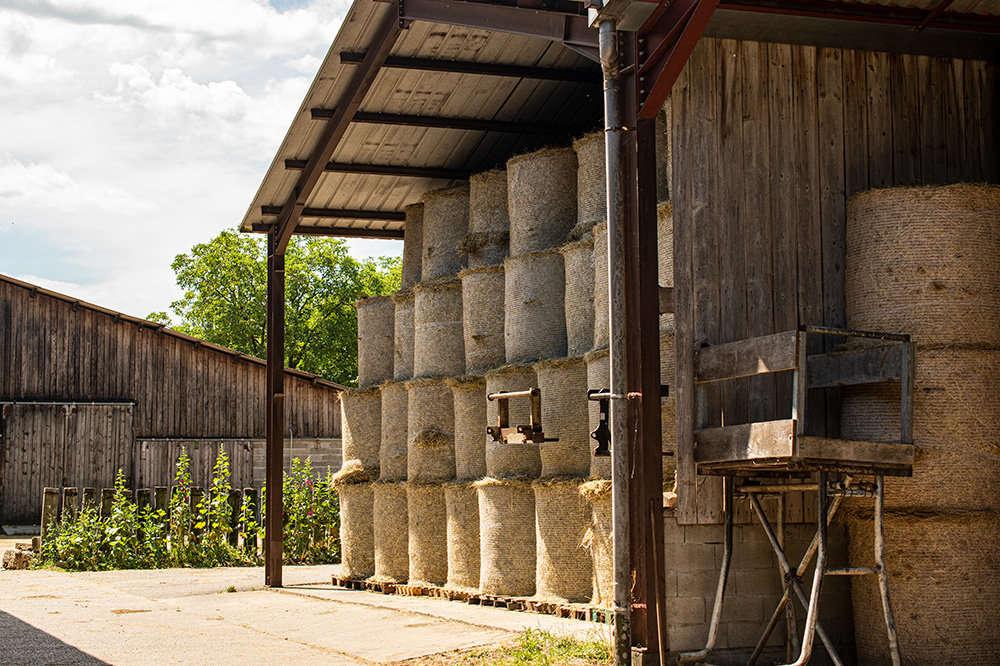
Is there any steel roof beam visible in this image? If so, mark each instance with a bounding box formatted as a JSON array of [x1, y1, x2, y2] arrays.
[[309, 109, 583, 136], [283, 159, 468, 180], [252, 223, 404, 240], [261, 205, 405, 221], [339, 51, 599, 82]]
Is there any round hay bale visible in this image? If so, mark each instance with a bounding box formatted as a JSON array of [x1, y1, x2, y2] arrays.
[[407, 482, 448, 586], [356, 296, 395, 389], [593, 222, 609, 351], [507, 147, 578, 255], [574, 132, 606, 226], [446, 375, 487, 481], [841, 349, 1000, 512], [585, 347, 611, 479], [413, 278, 465, 378], [464, 169, 510, 267], [580, 479, 613, 607], [476, 477, 536, 597], [401, 203, 424, 291], [379, 381, 408, 482], [341, 386, 381, 472], [337, 482, 374, 580], [445, 483, 480, 590], [460, 265, 505, 373], [406, 378, 456, 482], [421, 185, 470, 281], [504, 250, 566, 363], [655, 102, 671, 203], [846, 511, 1000, 666], [534, 478, 592, 603], [485, 364, 542, 478], [658, 201, 673, 289], [562, 236, 596, 357], [392, 291, 415, 381], [846, 184, 1000, 346], [535, 357, 590, 478], [372, 482, 408, 583]]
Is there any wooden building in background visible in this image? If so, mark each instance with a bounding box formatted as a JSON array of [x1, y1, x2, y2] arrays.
[[0, 274, 342, 524]]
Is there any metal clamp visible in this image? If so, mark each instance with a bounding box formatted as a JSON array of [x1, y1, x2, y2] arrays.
[[587, 389, 612, 456], [486, 388, 557, 445]]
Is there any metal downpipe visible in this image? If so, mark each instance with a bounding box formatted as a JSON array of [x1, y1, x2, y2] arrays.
[[600, 17, 630, 666]]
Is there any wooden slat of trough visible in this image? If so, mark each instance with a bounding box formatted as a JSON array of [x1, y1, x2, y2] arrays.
[[796, 437, 915, 468], [694, 419, 796, 464], [806, 344, 903, 389], [694, 331, 799, 384]]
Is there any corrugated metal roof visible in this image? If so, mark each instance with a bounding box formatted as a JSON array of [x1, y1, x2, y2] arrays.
[[823, 0, 998, 15]]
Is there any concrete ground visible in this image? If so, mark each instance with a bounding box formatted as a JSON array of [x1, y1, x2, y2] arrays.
[[0, 563, 608, 666]]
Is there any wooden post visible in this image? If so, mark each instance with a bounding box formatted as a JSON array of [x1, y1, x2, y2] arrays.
[[265, 229, 285, 587], [153, 486, 169, 514], [82, 487, 97, 510], [100, 488, 114, 518], [62, 487, 79, 522], [228, 490, 241, 547], [136, 488, 151, 512], [40, 488, 59, 541]]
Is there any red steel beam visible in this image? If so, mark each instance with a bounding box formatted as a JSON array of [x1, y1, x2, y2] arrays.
[[264, 230, 285, 587], [917, 0, 957, 31]]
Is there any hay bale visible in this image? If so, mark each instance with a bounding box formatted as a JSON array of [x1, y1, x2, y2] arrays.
[[846, 184, 1000, 346], [401, 203, 424, 291], [534, 478, 592, 602], [562, 236, 596, 357], [535, 357, 590, 477], [392, 291, 415, 381], [464, 169, 510, 267], [341, 386, 381, 472], [655, 102, 671, 203], [593, 222, 609, 351], [421, 185, 470, 281], [504, 249, 566, 363], [356, 296, 395, 389], [477, 477, 536, 597], [580, 479, 613, 607], [485, 364, 542, 478], [407, 482, 447, 586], [585, 347, 611, 479], [372, 482, 408, 582], [413, 277, 465, 378], [379, 381, 408, 482], [445, 483, 480, 590], [460, 265, 505, 373], [406, 378, 456, 482], [446, 375, 487, 481], [841, 349, 1000, 512], [507, 147, 578, 255], [660, 330, 677, 485], [337, 482, 374, 579], [847, 511, 1000, 666], [574, 132, 606, 226]]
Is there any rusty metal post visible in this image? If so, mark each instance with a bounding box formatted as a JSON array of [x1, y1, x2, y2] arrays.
[[265, 229, 285, 587]]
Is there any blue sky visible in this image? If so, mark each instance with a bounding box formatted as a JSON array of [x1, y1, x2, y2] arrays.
[[0, 0, 401, 318]]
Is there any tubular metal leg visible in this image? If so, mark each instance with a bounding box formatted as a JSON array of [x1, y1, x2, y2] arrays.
[[678, 476, 734, 665], [786, 471, 829, 666], [874, 475, 902, 666]]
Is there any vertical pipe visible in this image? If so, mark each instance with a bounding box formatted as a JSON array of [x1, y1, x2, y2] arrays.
[[265, 230, 285, 587], [601, 17, 630, 666], [874, 475, 902, 666]]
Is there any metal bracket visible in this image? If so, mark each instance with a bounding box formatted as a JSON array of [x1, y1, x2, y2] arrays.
[[486, 388, 558, 445], [588, 388, 612, 456]]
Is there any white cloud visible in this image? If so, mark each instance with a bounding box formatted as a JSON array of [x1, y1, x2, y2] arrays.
[[0, 158, 158, 216]]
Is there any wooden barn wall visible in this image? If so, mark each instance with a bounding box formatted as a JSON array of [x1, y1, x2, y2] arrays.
[[671, 38, 1000, 525]]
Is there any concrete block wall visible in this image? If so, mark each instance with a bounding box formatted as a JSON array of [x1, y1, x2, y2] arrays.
[[664, 512, 855, 665], [251, 438, 343, 487]]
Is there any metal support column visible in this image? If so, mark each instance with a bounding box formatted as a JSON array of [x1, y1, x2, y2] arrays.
[[265, 229, 285, 587]]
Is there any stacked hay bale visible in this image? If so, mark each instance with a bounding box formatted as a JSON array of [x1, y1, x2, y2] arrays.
[[445, 375, 486, 591], [373, 380, 409, 583], [356, 296, 394, 389], [335, 384, 382, 580], [461, 265, 505, 372], [413, 277, 465, 378], [580, 479, 613, 607], [460, 169, 510, 268], [421, 185, 469, 281], [658, 201, 677, 486], [392, 291, 415, 381], [841, 184, 1000, 665], [400, 203, 424, 290]]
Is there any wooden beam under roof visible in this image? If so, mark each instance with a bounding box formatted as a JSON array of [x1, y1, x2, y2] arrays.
[[339, 51, 599, 82], [261, 205, 405, 221], [252, 223, 404, 240], [283, 159, 469, 180], [310, 109, 586, 136]]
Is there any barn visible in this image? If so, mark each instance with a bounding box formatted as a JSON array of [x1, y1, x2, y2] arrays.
[[0, 274, 343, 525]]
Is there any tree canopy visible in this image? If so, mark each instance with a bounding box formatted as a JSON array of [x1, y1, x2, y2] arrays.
[[153, 230, 400, 385]]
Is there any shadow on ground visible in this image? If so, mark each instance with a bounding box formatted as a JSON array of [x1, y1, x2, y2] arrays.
[[0, 611, 109, 666]]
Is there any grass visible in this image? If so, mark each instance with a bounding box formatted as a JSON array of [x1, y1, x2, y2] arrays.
[[448, 629, 613, 666]]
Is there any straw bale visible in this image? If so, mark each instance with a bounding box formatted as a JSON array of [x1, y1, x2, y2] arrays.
[[407, 379, 455, 482], [373, 482, 408, 583], [338, 482, 374, 579], [407, 482, 447, 586], [533, 478, 592, 602], [341, 386, 381, 471], [460, 265, 505, 373], [486, 364, 542, 478], [486, 441, 542, 479], [446, 375, 487, 480], [593, 222, 609, 350], [379, 381, 408, 481], [356, 296, 395, 389], [846, 184, 1000, 346], [504, 250, 567, 363], [657, 201, 673, 288], [585, 348, 610, 479], [581, 482, 613, 607], [565, 220, 596, 244], [841, 349, 1000, 512], [507, 146, 578, 255], [846, 511, 1000, 665], [421, 184, 470, 281], [661, 395, 676, 487], [392, 291, 415, 381], [574, 132, 606, 226], [332, 459, 380, 486], [445, 483, 480, 590], [401, 203, 424, 290], [655, 102, 671, 203], [466, 169, 510, 267], [535, 357, 590, 477], [413, 278, 465, 378], [562, 236, 596, 357], [476, 478, 536, 597]]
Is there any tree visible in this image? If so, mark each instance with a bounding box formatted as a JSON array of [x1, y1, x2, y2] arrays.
[[155, 230, 400, 385]]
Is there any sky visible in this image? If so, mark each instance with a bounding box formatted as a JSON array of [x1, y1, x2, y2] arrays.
[[0, 0, 402, 320]]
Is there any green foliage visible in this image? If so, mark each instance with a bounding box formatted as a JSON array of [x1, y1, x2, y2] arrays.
[[281, 459, 339, 564], [165, 229, 401, 385], [463, 630, 612, 666]]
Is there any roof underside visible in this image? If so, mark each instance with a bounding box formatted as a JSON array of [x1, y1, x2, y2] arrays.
[[240, 0, 999, 240]]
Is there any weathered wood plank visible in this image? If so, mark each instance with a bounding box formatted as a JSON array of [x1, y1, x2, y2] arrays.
[[891, 53, 921, 186], [694, 331, 799, 384], [806, 344, 904, 388], [796, 437, 914, 467], [695, 419, 796, 463], [866, 50, 893, 189], [843, 49, 870, 197]]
